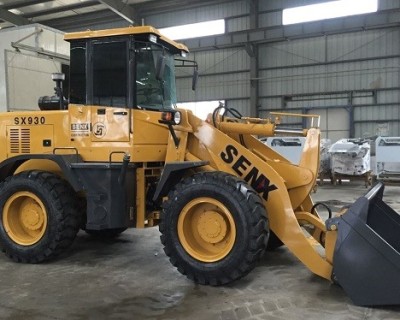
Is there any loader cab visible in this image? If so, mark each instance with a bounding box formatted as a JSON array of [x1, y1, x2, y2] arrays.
[[65, 26, 190, 112]]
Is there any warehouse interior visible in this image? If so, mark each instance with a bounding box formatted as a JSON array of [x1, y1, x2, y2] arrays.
[[0, 0, 400, 319], [2, 0, 400, 139]]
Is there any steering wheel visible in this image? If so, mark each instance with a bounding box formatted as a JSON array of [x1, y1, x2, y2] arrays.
[[136, 87, 161, 95]]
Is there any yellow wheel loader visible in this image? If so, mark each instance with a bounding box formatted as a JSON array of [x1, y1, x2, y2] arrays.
[[0, 26, 399, 306]]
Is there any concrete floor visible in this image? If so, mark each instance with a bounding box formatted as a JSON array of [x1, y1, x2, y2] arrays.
[[1, 182, 400, 320]]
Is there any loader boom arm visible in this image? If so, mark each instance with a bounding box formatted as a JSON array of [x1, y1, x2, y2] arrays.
[[164, 110, 334, 280]]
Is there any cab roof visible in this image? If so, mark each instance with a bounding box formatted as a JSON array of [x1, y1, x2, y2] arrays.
[[64, 25, 189, 53]]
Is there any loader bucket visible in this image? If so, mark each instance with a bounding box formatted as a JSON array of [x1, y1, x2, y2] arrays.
[[326, 182, 400, 306]]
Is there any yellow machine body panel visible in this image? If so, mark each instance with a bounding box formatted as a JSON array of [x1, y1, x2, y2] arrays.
[[64, 25, 189, 53], [167, 110, 333, 280], [0, 25, 398, 307], [0, 105, 175, 165], [0, 111, 68, 160]]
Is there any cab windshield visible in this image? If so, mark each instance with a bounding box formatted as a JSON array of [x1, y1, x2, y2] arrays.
[[136, 43, 177, 111]]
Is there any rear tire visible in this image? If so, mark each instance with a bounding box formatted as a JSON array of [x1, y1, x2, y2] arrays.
[[0, 171, 80, 263], [160, 172, 269, 285]]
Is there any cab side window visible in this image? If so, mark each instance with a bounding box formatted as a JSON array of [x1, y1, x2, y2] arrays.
[[69, 41, 86, 104], [135, 43, 163, 108], [92, 41, 128, 107]]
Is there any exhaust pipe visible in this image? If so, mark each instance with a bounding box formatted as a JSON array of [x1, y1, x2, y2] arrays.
[[38, 73, 67, 110]]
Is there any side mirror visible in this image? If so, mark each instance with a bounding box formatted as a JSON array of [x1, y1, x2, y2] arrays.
[[156, 56, 166, 81], [192, 69, 199, 91]]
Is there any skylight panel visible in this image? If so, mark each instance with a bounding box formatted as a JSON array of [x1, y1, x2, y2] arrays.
[[283, 0, 378, 25], [159, 19, 225, 40]]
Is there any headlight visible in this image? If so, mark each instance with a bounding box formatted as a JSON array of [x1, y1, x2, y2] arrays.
[[149, 34, 157, 43], [173, 111, 182, 125]]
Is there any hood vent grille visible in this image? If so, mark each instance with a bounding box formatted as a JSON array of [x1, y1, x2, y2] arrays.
[[9, 128, 31, 154]]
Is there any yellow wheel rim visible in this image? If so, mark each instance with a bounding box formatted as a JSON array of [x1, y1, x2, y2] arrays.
[[178, 197, 236, 262], [3, 191, 48, 246]]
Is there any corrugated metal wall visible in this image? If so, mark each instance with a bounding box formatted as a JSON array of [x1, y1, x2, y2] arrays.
[[258, 27, 400, 138], [0, 24, 67, 112], [141, 0, 400, 138], [177, 47, 250, 102], [145, 0, 252, 115], [145, 2, 250, 28]]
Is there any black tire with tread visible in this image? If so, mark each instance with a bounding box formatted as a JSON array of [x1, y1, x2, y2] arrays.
[[160, 171, 269, 285], [0, 171, 81, 263]]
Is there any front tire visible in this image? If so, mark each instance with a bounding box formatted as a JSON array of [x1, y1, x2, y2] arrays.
[[160, 172, 269, 285], [0, 171, 81, 263]]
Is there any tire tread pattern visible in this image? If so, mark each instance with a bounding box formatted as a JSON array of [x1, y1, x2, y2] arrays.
[[160, 171, 269, 285], [0, 171, 81, 263]]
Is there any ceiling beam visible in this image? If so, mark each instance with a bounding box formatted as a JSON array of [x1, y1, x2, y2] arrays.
[[184, 9, 400, 52], [23, 1, 99, 19], [40, 10, 118, 31], [43, 0, 234, 31], [0, 0, 53, 10], [136, 0, 233, 16], [97, 0, 135, 24], [0, 8, 30, 26]]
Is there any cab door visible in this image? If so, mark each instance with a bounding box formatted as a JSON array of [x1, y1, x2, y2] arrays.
[[89, 39, 131, 142], [90, 106, 130, 142]]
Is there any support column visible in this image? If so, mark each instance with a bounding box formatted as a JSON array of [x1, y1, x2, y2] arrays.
[[248, 0, 259, 117], [347, 91, 355, 138]]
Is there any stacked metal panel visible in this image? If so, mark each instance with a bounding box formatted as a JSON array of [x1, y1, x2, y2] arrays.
[[329, 139, 371, 176], [375, 137, 400, 181], [262, 137, 306, 165], [319, 139, 332, 175]]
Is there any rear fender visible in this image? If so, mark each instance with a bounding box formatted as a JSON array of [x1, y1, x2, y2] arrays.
[[0, 154, 83, 191], [14, 159, 63, 176]]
